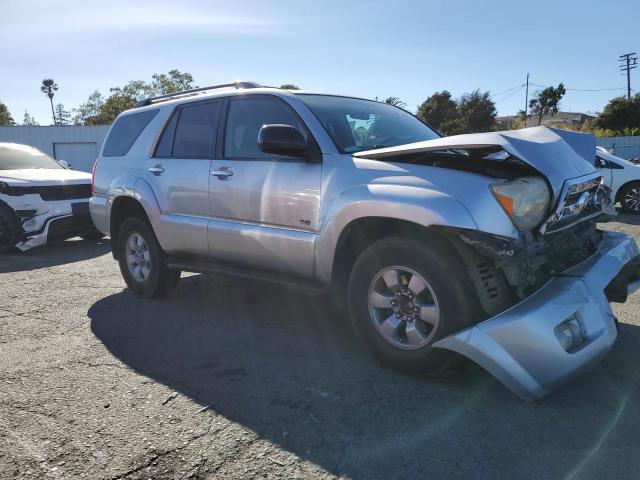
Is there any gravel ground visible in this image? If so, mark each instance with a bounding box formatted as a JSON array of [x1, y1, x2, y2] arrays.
[[1, 215, 640, 479]]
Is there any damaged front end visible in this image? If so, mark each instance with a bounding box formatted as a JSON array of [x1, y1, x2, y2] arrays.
[[356, 127, 640, 400], [0, 182, 95, 251], [433, 170, 639, 401]]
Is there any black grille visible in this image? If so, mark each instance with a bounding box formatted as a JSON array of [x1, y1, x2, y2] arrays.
[[37, 184, 91, 201], [0, 183, 91, 201], [546, 220, 601, 270]]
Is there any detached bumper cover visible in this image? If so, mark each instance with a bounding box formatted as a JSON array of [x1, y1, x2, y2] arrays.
[[433, 231, 640, 401]]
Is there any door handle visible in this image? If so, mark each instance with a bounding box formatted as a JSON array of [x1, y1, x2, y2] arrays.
[[211, 167, 234, 179], [148, 165, 165, 175]]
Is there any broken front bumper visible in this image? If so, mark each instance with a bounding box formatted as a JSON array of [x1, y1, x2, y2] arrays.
[[433, 231, 640, 401]]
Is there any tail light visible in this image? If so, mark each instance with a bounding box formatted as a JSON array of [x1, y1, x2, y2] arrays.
[[91, 157, 99, 193]]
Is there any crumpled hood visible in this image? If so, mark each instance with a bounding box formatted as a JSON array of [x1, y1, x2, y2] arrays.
[[354, 126, 597, 200], [0, 168, 91, 186]]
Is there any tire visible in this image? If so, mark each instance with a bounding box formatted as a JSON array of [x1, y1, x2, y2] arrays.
[[618, 182, 640, 213], [0, 203, 20, 254], [347, 236, 481, 374], [116, 217, 181, 298]]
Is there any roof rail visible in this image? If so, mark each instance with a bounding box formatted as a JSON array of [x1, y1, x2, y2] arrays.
[[134, 80, 262, 108]]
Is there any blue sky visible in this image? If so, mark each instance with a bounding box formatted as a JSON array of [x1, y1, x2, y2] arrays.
[[1, 0, 639, 125]]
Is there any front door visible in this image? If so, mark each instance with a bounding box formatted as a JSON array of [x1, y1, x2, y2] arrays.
[[208, 95, 321, 278], [144, 100, 221, 256]]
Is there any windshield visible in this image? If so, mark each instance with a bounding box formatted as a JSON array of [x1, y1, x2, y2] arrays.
[[0, 144, 63, 170], [298, 94, 439, 154]]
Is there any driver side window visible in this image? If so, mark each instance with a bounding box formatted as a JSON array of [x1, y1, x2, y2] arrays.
[[224, 97, 304, 159]]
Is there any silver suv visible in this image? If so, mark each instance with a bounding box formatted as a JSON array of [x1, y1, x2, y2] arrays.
[[90, 81, 640, 400]]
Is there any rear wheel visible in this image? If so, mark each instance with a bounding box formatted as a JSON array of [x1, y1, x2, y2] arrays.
[[0, 204, 20, 254], [116, 217, 181, 298], [348, 236, 481, 374]]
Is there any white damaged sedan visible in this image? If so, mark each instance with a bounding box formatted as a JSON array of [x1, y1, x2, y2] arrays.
[[0, 143, 100, 253]]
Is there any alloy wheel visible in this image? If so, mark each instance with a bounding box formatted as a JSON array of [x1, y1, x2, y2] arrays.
[[624, 187, 640, 212], [126, 232, 151, 282], [367, 266, 440, 350]]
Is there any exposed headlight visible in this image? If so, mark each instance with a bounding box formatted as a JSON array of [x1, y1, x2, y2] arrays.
[[490, 177, 551, 231]]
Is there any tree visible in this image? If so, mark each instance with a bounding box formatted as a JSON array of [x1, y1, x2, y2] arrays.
[[73, 91, 104, 125], [383, 96, 407, 108], [416, 91, 459, 134], [280, 84, 300, 90], [595, 94, 640, 132], [456, 90, 497, 133], [96, 93, 136, 124], [151, 69, 196, 94], [528, 83, 566, 126], [22, 110, 38, 126], [54, 104, 71, 126], [0, 101, 15, 126], [40, 78, 59, 125], [72, 70, 198, 125]]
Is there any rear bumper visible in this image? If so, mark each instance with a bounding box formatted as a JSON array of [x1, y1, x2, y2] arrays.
[[433, 231, 640, 401]]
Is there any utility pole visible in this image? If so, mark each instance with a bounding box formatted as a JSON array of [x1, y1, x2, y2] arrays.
[[619, 52, 638, 99], [524, 73, 529, 127]]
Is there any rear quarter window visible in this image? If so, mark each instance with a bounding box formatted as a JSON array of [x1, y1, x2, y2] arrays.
[[102, 110, 159, 157]]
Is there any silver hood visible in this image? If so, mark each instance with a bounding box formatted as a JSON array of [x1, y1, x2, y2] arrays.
[[354, 126, 597, 200]]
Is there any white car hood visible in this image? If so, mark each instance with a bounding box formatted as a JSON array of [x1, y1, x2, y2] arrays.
[[0, 168, 91, 187], [354, 126, 597, 200]]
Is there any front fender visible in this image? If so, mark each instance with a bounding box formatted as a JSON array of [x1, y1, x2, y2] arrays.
[[315, 184, 478, 284]]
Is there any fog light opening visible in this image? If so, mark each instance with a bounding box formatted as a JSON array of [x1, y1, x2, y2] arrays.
[[555, 315, 586, 352]]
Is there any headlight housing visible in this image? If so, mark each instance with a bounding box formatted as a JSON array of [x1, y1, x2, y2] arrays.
[[490, 177, 551, 232]]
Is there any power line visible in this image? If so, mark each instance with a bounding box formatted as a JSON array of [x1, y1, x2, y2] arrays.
[[492, 85, 525, 104], [489, 84, 525, 98]]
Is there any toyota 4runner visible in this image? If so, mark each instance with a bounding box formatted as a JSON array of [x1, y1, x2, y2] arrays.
[[90, 81, 640, 400]]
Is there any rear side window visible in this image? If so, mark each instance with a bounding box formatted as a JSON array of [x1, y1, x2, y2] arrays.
[[103, 110, 158, 157], [155, 102, 220, 158]]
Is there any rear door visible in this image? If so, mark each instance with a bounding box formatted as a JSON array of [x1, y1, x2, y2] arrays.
[[208, 95, 321, 278], [145, 100, 221, 256]]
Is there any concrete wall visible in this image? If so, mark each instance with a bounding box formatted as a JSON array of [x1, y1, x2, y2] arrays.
[[597, 136, 640, 160], [0, 125, 110, 172]]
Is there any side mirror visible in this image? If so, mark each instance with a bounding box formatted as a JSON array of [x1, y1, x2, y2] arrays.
[[58, 160, 71, 169], [258, 124, 319, 162]]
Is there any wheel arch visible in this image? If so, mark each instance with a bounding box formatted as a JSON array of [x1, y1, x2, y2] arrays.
[[109, 196, 151, 258], [327, 216, 472, 311]]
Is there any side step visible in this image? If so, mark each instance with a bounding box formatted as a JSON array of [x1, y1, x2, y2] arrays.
[[165, 256, 328, 296]]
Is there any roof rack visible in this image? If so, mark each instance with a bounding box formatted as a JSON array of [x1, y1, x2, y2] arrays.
[[134, 80, 262, 108]]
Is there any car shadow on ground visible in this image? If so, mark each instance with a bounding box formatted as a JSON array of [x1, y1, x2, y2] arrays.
[[0, 237, 111, 274], [89, 273, 640, 480], [611, 211, 640, 226]]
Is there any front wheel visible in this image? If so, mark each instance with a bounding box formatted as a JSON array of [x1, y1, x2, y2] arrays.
[[619, 183, 640, 213], [348, 236, 482, 374], [117, 217, 181, 298]]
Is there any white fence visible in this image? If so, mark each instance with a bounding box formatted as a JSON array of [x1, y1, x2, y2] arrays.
[[596, 136, 640, 160]]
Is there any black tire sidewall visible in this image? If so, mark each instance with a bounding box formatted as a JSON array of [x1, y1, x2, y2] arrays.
[[348, 236, 479, 373], [0, 204, 20, 254]]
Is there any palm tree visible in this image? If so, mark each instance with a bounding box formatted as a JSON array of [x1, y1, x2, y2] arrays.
[[40, 79, 59, 125], [384, 96, 407, 108]]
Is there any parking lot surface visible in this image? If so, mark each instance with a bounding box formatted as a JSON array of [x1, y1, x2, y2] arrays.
[[1, 216, 640, 479]]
